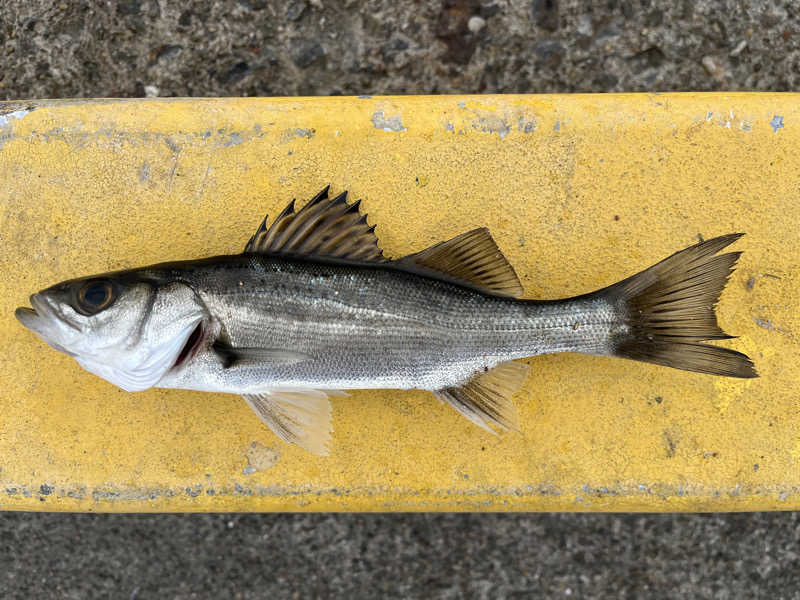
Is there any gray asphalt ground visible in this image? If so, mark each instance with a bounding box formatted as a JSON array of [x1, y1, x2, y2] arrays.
[[2, 1, 800, 598]]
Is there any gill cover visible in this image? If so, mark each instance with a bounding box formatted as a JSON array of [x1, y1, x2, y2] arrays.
[[78, 281, 207, 392]]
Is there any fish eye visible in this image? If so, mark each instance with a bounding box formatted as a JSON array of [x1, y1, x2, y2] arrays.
[[76, 280, 116, 314]]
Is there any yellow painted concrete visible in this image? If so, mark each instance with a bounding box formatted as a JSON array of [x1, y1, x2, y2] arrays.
[[0, 94, 798, 512]]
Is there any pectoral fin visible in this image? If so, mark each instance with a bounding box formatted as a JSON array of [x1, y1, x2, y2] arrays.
[[434, 360, 529, 433], [243, 389, 346, 455], [212, 340, 312, 368]]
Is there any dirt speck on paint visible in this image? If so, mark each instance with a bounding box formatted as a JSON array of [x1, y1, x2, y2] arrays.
[[242, 442, 280, 475]]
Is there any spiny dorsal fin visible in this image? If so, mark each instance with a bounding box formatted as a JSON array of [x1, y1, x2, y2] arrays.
[[244, 186, 384, 261], [399, 228, 524, 298], [434, 360, 529, 433], [243, 389, 347, 456]]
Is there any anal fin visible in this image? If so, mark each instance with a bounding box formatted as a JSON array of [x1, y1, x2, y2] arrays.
[[434, 360, 529, 433], [243, 389, 346, 456]]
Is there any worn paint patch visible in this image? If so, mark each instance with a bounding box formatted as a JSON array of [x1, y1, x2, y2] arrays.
[[755, 317, 775, 330], [704, 110, 752, 132], [662, 426, 682, 458], [4, 478, 800, 511], [453, 102, 538, 139], [225, 132, 243, 147], [753, 315, 791, 335], [242, 441, 280, 475], [138, 162, 151, 184], [280, 128, 316, 143], [516, 117, 536, 133], [770, 115, 784, 133], [0, 107, 35, 151], [471, 113, 511, 139], [371, 110, 406, 133], [0, 108, 33, 127]]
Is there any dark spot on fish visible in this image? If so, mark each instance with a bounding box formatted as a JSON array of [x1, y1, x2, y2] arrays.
[[211, 340, 239, 369], [614, 215, 620, 221], [746, 276, 755, 291], [39, 484, 52, 496], [483, 365, 489, 372], [753, 464, 759, 471], [697, 233, 705, 243], [654, 396, 663, 404]]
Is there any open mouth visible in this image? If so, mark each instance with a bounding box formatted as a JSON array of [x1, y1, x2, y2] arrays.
[[15, 301, 41, 331], [15, 301, 78, 357], [173, 322, 205, 369], [15, 306, 37, 318]]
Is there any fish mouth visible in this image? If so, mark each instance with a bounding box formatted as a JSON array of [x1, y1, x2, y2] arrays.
[[15, 305, 38, 326], [172, 321, 205, 369], [15, 294, 48, 331], [15, 295, 79, 356]]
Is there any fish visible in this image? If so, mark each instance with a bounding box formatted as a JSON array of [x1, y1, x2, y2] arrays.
[[15, 186, 757, 455]]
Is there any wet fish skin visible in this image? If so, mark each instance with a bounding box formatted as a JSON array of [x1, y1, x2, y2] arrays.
[[15, 187, 757, 454], [151, 254, 614, 394]]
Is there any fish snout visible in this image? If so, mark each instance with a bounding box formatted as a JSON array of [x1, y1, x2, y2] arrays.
[[14, 294, 47, 333], [15, 305, 39, 329], [16, 293, 56, 334]]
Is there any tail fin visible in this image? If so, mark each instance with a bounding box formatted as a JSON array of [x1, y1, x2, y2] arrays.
[[601, 233, 757, 378]]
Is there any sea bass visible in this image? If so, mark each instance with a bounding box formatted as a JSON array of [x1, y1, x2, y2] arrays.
[[15, 187, 757, 454]]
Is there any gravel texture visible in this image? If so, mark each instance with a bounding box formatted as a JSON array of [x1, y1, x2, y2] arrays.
[[2, 0, 800, 598], [2, 512, 800, 599], [1, 0, 798, 99]]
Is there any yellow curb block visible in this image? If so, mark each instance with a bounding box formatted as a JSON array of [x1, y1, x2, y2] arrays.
[[0, 94, 796, 512]]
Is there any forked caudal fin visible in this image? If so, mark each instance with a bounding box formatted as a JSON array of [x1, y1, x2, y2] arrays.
[[599, 233, 757, 378]]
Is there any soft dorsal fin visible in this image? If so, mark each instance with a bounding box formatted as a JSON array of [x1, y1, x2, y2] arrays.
[[244, 186, 384, 261], [434, 360, 529, 432], [399, 228, 524, 298], [242, 388, 347, 456]]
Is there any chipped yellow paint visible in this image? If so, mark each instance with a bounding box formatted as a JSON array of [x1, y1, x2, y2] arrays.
[[1, 94, 798, 512]]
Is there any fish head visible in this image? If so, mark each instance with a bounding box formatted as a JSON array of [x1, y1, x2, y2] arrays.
[[15, 272, 207, 392]]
